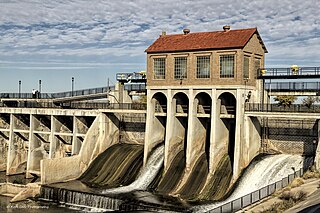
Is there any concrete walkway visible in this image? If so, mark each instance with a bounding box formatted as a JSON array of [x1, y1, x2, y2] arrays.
[[238, 178, 320, 212]]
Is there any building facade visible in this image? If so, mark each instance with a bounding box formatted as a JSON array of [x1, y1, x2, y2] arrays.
[[144, 26, 267, 195]]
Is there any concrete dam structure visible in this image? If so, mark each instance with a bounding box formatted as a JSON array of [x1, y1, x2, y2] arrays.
[[1, 26, 320, 212]]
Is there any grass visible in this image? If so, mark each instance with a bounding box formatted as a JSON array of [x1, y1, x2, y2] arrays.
[[260, 176, 309, 213], [302, 170, 320, 179], [261, 190, 307, 213]]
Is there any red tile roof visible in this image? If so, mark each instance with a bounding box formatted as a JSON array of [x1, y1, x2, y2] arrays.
[[145, 28, 267, 53]]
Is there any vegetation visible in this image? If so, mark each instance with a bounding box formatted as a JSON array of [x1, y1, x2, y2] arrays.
[[274, 95, 297, 107], [262, 189, 307, 213], [302, 96, 320, 108], [290, 177, 304, 188], [133, 95, 147, 104], [302, 169, 320, 179]]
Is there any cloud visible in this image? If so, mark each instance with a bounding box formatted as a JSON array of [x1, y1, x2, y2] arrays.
[[0, 0, 319, 67]]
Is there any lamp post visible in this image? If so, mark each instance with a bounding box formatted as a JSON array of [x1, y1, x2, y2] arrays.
[[313, 139, 317, 154], [18, 80, 21, 98], [38, 80, 42, 98], [71, 77, 74, 96]]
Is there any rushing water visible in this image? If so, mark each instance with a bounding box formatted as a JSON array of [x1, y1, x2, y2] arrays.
[[79, 143, 144, 188], [192, 154, 306, 212], [101, 144, 164, 194]]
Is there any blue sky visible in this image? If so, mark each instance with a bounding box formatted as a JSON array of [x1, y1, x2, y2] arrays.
[[0, 0, 319, 93]]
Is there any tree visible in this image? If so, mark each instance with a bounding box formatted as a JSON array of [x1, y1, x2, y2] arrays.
[[302, 96, 320, 108], [274, 95, 297, 108], [134, 95, 147, 104]]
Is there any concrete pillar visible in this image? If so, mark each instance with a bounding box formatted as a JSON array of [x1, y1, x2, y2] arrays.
[[185, 89, 195, 171], [71, 116, 80, 155], [143, 89, 155, 165], [164, 89, 173, 170], [6, 114, 14, 175], [49, 115, 56, 159], [209, 89, 217, 174], [26, 114, 35, 178], [315, 120, 320, 171], [233, 89, 245, 180], [244, 115, 250, 164]]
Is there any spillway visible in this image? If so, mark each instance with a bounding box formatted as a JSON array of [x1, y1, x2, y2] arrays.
[[102, 144, 164, 194], [155, 150, 186, 194], [192, 154, 306, 213], [79, 143, 143, 188], [178, 153, 208, 199]]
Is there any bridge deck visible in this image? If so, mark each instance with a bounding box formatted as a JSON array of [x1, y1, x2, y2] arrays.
[[258, 67, 320, 79]]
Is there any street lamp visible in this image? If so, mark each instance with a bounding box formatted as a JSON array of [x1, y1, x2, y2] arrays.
[[18, 80, 21, 98], [71, 77, 74, 96], [38, 80, 42, 98]]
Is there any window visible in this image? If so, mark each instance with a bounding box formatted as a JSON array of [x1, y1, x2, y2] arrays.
[[196, 56, 210, 78], [243, 56, 250, 79], [153, 58, 166, 79], [174, 57, 187, 79], [220, 55, 235, 78], [254, 58, 261, 78]]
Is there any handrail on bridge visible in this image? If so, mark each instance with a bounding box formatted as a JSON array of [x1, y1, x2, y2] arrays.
[[0, 86, 115, 100], [265, 81, 320, 92], [246, 103, 320, 113], [0, 101, 147, 110], [258, 67, 320, 78], [116, 72, 146, 83]]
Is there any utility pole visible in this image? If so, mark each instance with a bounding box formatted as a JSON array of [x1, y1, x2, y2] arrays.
[[18, 80, 21, 98], [71, 77, 74, 96]]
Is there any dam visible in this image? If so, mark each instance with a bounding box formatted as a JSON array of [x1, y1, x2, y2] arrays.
[[0, 26, 320, 212]]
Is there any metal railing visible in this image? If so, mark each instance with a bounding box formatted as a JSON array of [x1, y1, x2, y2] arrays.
[[207, 167, 305, 213], [116, 72, 146, 82], [0, 86, 115, 100], [258, 67, 320, 78], [69, 102, 147, 110], [0, 101, 146, 110], [0, 84, 147, 100], [51, 86, 114, 99], [265, 82, 320, 92], [246, 103, 320, 113], [124, 84, 146, 92]]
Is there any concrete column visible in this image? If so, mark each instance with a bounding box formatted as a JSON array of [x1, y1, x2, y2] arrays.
[[71, 116, 80, 155], [164, 89, 173, 170], [49, 115, 56, 159], [143, 89, 155, 165], [6, 114, 14, 175], [315, 120, 320, 171], [233, 89, 245, 180], [244, 115, 250, 164], [209, 89, 217, 174], [26, 114, 35, 178], [185, 89, 195, 170]]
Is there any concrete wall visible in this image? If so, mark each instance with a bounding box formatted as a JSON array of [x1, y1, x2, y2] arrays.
[[41, 112, 119, 184], [144, 90, 167, 164]]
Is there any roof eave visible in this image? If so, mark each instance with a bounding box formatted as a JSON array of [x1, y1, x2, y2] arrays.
[[146, 46, 245, 54]]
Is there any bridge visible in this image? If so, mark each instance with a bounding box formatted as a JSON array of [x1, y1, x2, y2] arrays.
[[258, 67, 320, 79], [264, 81, 320, 96], [0, 83, 146, 103]]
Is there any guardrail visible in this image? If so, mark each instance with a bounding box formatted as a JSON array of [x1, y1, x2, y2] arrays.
[[265, 82, 320, 92], [116, 72, 146, 82], [0, 101, 146, 110], [258, 67, 320, 78], [0, 86, 115, 100], [207, 167, 305, 213], [245, 103, 320, 113]]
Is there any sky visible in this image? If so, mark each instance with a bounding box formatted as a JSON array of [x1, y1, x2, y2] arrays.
[[0, 0, 319, 93]]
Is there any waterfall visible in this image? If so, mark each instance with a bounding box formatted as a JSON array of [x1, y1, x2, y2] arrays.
[[193, 154, 305, 213], [102, 144, 164, 194]]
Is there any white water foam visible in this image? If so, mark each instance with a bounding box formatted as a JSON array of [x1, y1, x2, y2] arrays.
[[193, 154, 305, 213], [101, 145, 164, 194]]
